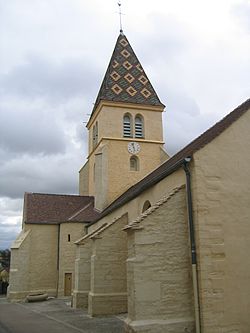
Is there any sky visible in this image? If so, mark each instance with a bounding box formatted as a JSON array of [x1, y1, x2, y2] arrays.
[[0, 0, 249, 249]]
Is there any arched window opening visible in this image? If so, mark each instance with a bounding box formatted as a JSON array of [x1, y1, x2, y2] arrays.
[[95, 122, 98, 144], [135, 115, 144, 138], [142, 200, 151, 213], [92, 122, 98, 148], [130, 156, 139, 171], [92, 124, 96, 147], [123, 114, 132, 137]]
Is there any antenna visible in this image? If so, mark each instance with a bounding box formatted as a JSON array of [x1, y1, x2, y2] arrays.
[[117, 1, 124, 34]]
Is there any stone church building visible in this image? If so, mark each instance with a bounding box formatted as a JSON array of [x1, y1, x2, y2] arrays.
[[8, 32, 250, 333]]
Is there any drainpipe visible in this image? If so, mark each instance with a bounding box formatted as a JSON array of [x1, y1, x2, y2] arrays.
[[183, 157, 201, 333], [56, 223, 60, 297]]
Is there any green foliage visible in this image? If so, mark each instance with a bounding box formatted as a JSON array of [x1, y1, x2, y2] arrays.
[[0, 249, 11, 269]]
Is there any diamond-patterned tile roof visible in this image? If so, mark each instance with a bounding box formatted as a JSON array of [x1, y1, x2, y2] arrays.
[[91, 33, 164, 117]]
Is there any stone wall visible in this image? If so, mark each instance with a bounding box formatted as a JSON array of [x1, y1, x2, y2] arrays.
[[193, 107, 250, 332], [57, 222, 86, 297], [8, 230, 31, 301], [72, 240, 92, 308], [8, 224, 58, 300], [125, 187, 195, 333], [88, 213, 128, 316]]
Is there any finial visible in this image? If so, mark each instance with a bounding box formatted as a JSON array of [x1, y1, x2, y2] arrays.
[[117, 1, 124, 34]]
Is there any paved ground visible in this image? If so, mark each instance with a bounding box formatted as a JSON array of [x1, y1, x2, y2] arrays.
[[0, 296, 125, 333]]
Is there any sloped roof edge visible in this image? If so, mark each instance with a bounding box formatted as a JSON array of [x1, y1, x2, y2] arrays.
[[88, 98, 250, 227], [124, 185, 185, 230]]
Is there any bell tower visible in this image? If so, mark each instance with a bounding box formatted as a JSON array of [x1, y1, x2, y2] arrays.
[[79, 33, 168, 211]]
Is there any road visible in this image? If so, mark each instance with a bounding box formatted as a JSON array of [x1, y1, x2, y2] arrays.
[[0, 297, 124, 333]]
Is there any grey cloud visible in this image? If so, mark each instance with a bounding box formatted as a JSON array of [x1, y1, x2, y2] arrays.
[[0, 99, 66, 155], [0, 227, 20, 250], [0, 152, 83, 199], [0, 54, 100, 101], [163, 90, 217, 155]]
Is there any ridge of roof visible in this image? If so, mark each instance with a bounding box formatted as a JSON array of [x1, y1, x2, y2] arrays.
[[25, 192, 93, 199], [88, 98, 250, 226], [68, 202, 93, 220], [124, 185, 185, 230], [89, 33, 164, 121]]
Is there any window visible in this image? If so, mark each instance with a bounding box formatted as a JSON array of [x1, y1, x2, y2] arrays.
[[135, 115, 144, 138], [92, 124, 96, 147], [123, 114, 132, 137], [142, 200, 151, 212], [68, 234, 71, 242], [95, 122, 98, 143], [92, 122, 98, 148], [130, 156, 139, 171]]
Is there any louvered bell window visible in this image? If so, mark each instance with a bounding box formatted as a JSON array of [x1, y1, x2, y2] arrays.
[[123, 115, 132, 137], [135, 115, 143, 138]]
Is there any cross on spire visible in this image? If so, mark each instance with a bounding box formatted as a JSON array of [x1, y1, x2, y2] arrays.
[[118, 1, 124, 33]]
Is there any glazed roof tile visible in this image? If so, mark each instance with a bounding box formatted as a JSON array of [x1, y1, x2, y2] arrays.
[[90, 33, 164, 118]]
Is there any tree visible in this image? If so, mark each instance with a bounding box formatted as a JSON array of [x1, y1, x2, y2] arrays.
[[0, 249, 11, 269]]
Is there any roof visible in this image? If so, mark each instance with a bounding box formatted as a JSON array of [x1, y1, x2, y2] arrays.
[[24, 193, 100, 224], [90, 33, 164, 119], [88, 98, 250, 226]]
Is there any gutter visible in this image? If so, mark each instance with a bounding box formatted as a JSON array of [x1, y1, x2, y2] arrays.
[[183, 157, 201, 333]]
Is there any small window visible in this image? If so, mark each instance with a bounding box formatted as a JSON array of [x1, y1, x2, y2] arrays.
[[123, 114, 132, 137], [95, 121, 98, 143], [130, 156, 139, 171], [92, 124, 96, 147], [135, 115, 144, 138], [142, 200, 151, 212], [68, 234, 71, 242], [92, 122, 98, 148]]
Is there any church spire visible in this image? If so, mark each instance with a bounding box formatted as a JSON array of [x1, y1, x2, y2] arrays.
[[90, 34, 164, 118]]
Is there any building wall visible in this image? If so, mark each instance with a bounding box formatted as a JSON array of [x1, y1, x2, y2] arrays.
[[125, 187, 195, 333], [87, 103, 164, 153], [88, 168, 186, 234], [85, 102, 166, 210], [88, 213, 128, 316], [192, 108, 250, 333], [93, 139, 166, 210], [72, 240, 92, 308], [8, 230, 31, 301], [79, 161, 89, 196], [28, 224, 58, 295], [8, 224, 59, 300], [58, 222, 86, 297]]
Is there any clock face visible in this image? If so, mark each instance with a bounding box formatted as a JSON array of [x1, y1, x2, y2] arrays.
[[128, 142, 141, 154]]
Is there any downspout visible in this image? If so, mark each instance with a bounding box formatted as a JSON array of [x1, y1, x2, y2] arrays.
[[183, 157, 201, 333], [56, 223, 60, 297]]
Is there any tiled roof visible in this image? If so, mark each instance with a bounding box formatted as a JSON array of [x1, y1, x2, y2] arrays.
[[88, 98, 250, 226], [90, 33, 164, 118], [24, 193, 99, 224]]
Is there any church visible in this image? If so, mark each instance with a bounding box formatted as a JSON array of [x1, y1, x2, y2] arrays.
[[8, 31, 250, 333]]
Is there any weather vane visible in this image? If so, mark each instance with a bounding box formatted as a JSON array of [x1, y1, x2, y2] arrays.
[[117, 1, 124, 33]]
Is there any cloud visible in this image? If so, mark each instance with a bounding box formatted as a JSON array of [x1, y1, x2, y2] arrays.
[[0, 197, 22, 249], [0, 55, 99, 101]]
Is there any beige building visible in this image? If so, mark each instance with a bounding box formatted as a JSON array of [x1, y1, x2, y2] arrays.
[[8, 31, 250, 333]]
